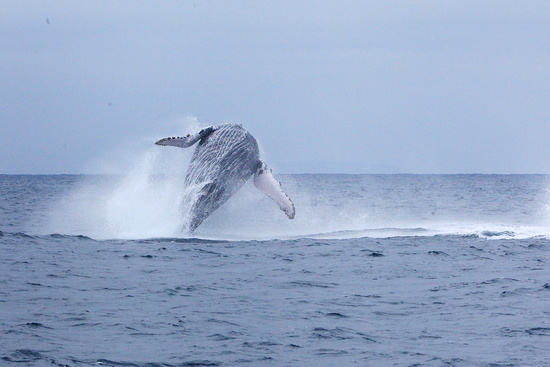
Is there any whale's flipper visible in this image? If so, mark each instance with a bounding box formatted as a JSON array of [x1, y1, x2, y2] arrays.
[[155, 126, 215, 148], [254, 161, 295, 220]]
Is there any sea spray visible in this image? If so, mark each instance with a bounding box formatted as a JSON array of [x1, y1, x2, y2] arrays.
[[39, 150, 189, 239], [41, 118, 206, 239], [30, 172, 550, 240], [190, 174, 372, 240], [104, 150, 187, 238]]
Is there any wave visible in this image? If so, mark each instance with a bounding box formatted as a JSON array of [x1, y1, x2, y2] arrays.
[[1, 349, 221, 367], [7, 222, 550, 244], [299, 223, 550, 241]]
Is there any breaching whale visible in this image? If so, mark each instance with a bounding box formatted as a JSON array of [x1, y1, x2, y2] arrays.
[[155, 123, 295, 232]]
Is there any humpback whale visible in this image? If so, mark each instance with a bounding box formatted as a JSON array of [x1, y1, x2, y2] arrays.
[[155, 123, 295, 232]]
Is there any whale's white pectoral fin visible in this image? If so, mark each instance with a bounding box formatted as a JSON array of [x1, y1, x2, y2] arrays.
[[155, 126, 215, 148], [254, 161, 295, 220]]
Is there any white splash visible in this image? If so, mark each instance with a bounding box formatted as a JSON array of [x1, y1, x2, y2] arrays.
[[103, 150, 186, 238], [42, 118, 207, 239]]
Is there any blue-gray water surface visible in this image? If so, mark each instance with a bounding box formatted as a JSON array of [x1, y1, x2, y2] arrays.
[[1, 174, 550, 366]]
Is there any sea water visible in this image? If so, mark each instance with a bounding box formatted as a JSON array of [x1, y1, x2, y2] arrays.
[[1, 171, 550, 366]]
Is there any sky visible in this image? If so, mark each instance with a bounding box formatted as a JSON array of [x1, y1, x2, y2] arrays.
[[1, 1, 550, 174]]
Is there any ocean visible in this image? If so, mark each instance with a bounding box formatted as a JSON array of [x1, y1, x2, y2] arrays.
[[1, 173, 550, 366]]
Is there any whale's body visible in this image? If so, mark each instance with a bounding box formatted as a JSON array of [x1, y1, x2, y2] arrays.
[[183, 124, 261, 231], [156, 124, 294, 231]]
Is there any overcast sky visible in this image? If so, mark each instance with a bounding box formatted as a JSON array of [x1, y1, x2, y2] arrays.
[[2, 1, 550, 174]]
